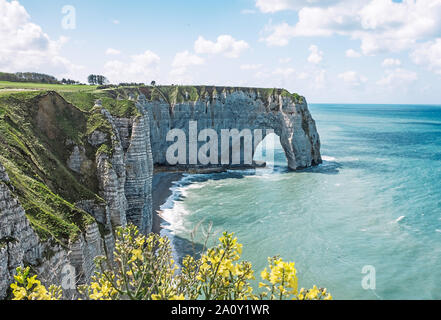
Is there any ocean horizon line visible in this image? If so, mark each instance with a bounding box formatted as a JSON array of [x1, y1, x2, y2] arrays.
[[310, 102, 441, 106]]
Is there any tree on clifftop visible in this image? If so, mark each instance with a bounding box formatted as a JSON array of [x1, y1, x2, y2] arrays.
[[88, 74, 109, 85]]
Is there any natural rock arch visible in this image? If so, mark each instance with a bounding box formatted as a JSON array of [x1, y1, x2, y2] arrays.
[[137, 88, 322, 170]]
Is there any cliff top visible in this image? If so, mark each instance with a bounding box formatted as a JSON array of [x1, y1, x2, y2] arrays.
[[100, 85, 305, 106], [1, 81, 305, 117]]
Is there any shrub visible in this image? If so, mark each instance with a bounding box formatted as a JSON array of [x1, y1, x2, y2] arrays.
[[10, 224, 332, 300], [10, 267, 62, 300]]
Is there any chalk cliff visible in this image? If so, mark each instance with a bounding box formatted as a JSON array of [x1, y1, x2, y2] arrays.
[[137, 86, 321, 170], [0, 161, 107, 298], [0, 86, 321, 298]]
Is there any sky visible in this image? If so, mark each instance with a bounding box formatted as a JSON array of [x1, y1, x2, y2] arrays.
[[1, 0, 441, 104]]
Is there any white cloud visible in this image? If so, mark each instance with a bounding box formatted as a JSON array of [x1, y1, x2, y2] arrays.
[[104, 50, 160, 83], [345, 49, 361, 58], [0, 0, 47, 52], [314, 69, 327, 89], [377, 68, 417, 87], [307, 45, 323, 64], [255, 0, 342, 13], [240, 64, 263, 70], [254, 71, 269, 80], [411, 38, 441, 75], [382, 58, 401, 67], [338, 70, 368, 86], [260, 22, 296, 47], [130, 51, 160, 68], [260, 0, 441, 55], [0, 0, 82, 78], [106, 48, 121, 55], [279, 57, 292, 64], [194, 35, 249, 58], [297, 72, 309, 80], [112, 19, 120, 25], [256, 0, 298, 13], [170, 50, 204, 76], [241, 9, 256, 14], [273, 67, 295, 77], [260, 3, 357, 46]]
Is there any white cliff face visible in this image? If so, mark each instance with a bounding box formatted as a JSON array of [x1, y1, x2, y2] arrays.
[[0, 163, 41, 298], [0, 162, 108, 299], [92, 107, 154, 234], [140, 90, 321, 170], [76, 105, 154, 234], [121, 113, 154, 234]]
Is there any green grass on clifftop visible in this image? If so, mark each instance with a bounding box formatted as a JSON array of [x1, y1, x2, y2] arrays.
[[97, 85, 306, 106], [0, 81, 140, 118], [0, 81, 96, 92]]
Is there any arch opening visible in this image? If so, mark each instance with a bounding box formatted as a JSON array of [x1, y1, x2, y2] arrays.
[[253, 132, 288, 170]]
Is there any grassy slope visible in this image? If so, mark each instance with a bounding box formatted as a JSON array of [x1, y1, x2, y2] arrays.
[[0, 82, 139, 118], [0, 90, 110, 244], [0, 81, 95, 91]]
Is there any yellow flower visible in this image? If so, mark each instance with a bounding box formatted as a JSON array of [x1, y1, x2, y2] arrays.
[[135, 237, 145, 247], [90, 282, 100, 290], [306, 285, 319, 300], [90, 291, 104, 300], [131, 249, 143, 261], [261, 268, 269, 280], [12, 287, 27, 300], [8, 226, 333, 302], [26, 275, 40, 290]]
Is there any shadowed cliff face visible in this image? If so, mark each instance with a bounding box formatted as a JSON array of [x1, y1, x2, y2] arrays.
[[138, 89, 321, 170]]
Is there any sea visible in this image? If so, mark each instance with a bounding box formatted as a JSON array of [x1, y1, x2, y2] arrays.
[[159, 103, 441, 300]]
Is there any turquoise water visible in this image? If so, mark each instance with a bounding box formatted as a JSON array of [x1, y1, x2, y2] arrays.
[[160, 104, 441, 300]]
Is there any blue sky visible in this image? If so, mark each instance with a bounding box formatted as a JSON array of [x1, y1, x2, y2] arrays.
[[1, 0, 441, 103]]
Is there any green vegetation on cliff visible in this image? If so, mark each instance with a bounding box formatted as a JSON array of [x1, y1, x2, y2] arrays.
[[0, 72, 60, 84], [0, 84, 145, 243], [0, 91, 106, 243], [1, 81, 304, 111], [0, 81, 92, 93], [133, 85, 305, 105], [60, 90, 139, 117]]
